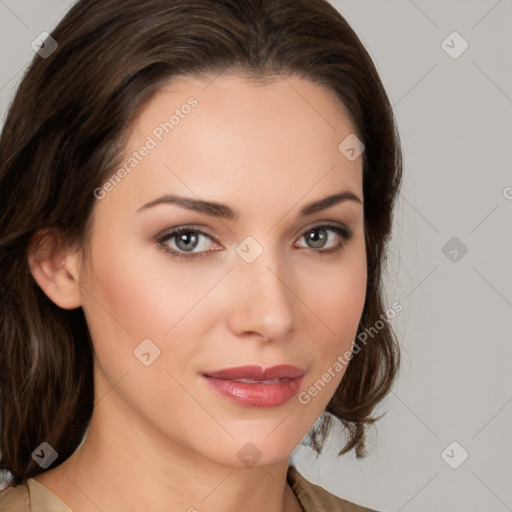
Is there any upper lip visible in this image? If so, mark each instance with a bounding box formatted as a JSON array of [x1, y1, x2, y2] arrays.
[[203, 365, 305, 381]]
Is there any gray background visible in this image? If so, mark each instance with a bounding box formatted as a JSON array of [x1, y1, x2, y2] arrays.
[[1, 1, 511, 511]]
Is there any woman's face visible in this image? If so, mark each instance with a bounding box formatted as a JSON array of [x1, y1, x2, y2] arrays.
[[79, 73, 366, 467]]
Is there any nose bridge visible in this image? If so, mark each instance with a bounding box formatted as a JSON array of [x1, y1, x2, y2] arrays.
[[229, 236, 295, 338]]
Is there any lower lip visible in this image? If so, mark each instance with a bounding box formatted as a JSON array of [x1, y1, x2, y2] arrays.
[[202, 375, 305, 408]]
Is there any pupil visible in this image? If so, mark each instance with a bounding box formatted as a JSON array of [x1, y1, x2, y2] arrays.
[[177, 232, 198, 251]]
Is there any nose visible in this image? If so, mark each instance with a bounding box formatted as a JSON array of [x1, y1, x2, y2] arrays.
[[226, 245, 296, 341]]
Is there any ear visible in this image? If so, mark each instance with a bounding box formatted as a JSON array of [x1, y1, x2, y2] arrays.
[[27, 228, 83, 310]]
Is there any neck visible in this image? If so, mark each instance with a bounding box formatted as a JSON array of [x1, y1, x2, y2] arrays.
[[34, 383, 303, 512]]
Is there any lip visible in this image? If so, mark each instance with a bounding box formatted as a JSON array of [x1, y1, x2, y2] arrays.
[[203, 364, 305, 381], [202, 365, 305, 408]]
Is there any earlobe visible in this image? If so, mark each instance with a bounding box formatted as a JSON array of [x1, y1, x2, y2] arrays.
[[27, 229, 83, 310]]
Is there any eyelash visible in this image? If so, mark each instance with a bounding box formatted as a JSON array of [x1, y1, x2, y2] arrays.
[[156, 223, 354, 261]]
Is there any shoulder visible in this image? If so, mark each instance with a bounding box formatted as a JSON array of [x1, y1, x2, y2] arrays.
[[287, 465, 380, 512], [0, 481, 29, 512], [0, 478, 71, 512]]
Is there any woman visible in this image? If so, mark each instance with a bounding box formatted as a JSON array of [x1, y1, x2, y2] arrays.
[[0, 0, 402, 510]]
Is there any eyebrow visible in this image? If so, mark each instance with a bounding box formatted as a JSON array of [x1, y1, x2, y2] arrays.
[[136, 190, 362, 219]]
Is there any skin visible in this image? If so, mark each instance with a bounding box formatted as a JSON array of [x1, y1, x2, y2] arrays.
[[30, 73, 367, 512]]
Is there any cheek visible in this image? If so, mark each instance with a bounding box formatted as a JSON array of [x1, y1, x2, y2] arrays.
[[82, 229, 201, 335], [302, 238, 367, 346], [296, 241, 367, 412], [79, 231, 222, 380], [78, 236, 219, 432]]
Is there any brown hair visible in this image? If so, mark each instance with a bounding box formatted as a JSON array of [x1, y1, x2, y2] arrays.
[[0, 0, 402, 486]]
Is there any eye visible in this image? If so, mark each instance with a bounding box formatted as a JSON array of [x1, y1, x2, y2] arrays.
[[295, 223, 353, 254], [157, 227, 222, 261], [156, 223, 353, 262]]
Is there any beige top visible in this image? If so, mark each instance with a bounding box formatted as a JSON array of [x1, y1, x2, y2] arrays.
[[0, 465, 377, 512]]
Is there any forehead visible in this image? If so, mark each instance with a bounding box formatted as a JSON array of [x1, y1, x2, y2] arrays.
[[98, 73, 363, 218], [132, 72, 358, 148]]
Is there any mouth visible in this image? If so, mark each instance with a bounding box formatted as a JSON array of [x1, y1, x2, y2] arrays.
[[202, 365, 305, 408]]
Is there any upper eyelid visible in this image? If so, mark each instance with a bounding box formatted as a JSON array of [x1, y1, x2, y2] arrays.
[[293, 220, 351, 239], [157, 225, 218, 241]]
